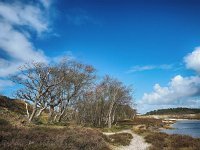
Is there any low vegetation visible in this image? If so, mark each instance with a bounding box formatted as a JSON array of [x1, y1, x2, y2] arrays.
[[0, 120, 110, 150], [145, 132, 200, 150], [106, 133, 133, 146], [0, 84, 135, 149], [118, 117, 164, 129], [0, 96, 27, 126], [0, 95, 28, 115]]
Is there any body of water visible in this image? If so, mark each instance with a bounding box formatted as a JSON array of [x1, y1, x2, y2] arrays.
[[161, 120, 200, 138]]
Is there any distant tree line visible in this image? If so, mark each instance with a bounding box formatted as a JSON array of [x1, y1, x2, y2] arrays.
[[146, 107, 200, 115], [11, 59, 135, 128]]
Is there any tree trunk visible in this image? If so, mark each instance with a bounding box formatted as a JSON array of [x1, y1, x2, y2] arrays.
[[29, 107, 37, 123], [112, 111, 116, 124], [132, 113, 136, 119], [108, 104, 113, 128], [48, 105, 54, 121], [36, 107, 46, 117], [53, 114, 58, 122], [57, 109, 65, 122], [108, 111, 112, 128], [25, 102, 30, 119]]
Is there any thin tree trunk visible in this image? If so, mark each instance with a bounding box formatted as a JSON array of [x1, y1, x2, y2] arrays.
[[48, 105, 54, 121], [25, 102, 30, 119], [108, 104, 113, 128], [112, 109, 116, 124], [29, 107, 37, 123], [57, 109, 66, 122], [36, 106, 47, 117], [53, 114, 58, 122], [28, 100, 38, 123], [132, 113, 136, 119]]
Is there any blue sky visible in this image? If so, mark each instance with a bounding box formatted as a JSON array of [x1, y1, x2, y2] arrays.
[[1, 0, 200, 113]]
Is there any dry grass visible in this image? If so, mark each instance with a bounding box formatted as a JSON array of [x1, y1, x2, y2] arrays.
[[101, 124, 132, 133], [0, 120, 110, 150], [145, 132, 200, 150], [105, 133, 133, 146], [0, 96, 29, 115]]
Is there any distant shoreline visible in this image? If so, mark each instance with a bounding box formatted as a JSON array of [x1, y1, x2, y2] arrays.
[[160, 119, 200, 138]]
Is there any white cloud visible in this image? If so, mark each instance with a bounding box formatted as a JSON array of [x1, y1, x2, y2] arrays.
[[0, 2, 48, 34], [141, 75, 200, 105], [0, 79, 14, 90], [127, 64, 173, 73], [0, 1, 54, 92], [184, 47, 200, 73], [39, 0, 52, 9], [0, 1, 50, 77], [138, 46, 200, 113], [0, 59, 21, 77], [0, 22, 47, 63]]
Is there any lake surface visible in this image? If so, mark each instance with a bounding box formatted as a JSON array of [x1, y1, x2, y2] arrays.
[[161, 120, 200, 138]]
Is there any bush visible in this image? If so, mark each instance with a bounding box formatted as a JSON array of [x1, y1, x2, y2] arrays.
[[0, 118, 9, 126], [144, 132, 200, 150], [145, 132, 168, 148], [0, 125, 110, 150]]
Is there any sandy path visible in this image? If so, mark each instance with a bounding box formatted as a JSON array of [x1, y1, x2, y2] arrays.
[[103, 130, 150, 150]]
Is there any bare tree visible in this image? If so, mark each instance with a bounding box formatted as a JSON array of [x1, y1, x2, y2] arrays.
[[11, 59, 134, 127], [98, 76, 133, 128], [49, 60, 96, 122], [75, 76, 135, 128], [12, 62, 64, 122]]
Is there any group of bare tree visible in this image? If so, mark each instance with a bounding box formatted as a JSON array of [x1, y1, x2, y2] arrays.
[[75, 76, 135, 128], [12, 59, 135, 128]]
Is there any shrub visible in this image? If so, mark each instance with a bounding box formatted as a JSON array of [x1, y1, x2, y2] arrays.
[[0, 125, 110, 150], [0, 118, 9, 126], [144, 132, 200, 150], [145, 132, 168, 148]]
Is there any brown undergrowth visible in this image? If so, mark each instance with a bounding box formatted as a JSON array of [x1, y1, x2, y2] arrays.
[[105, 133, 133, 146], [0, 119, 110, 150]]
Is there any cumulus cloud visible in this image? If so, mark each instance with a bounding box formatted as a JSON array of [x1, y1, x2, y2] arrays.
[[39, 0, 52, 9], [127, 64, 173, 73], [0, 59, 21, 77], [0, 79, 14, 90], [141, 75, 200, 105], [138, 47, 200, 113], [184, 47, 200, 73], [0, 0, 54, 92], [0, 1, 51, 77], [0, 22, 47, 63], [0, 2, 48, 33]]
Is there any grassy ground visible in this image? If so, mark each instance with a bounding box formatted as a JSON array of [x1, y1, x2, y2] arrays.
[[0, 97, 134, 149], [145, 132, 200, 150], [1, 96, 200, 150], [0, 119, 110, 150]]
